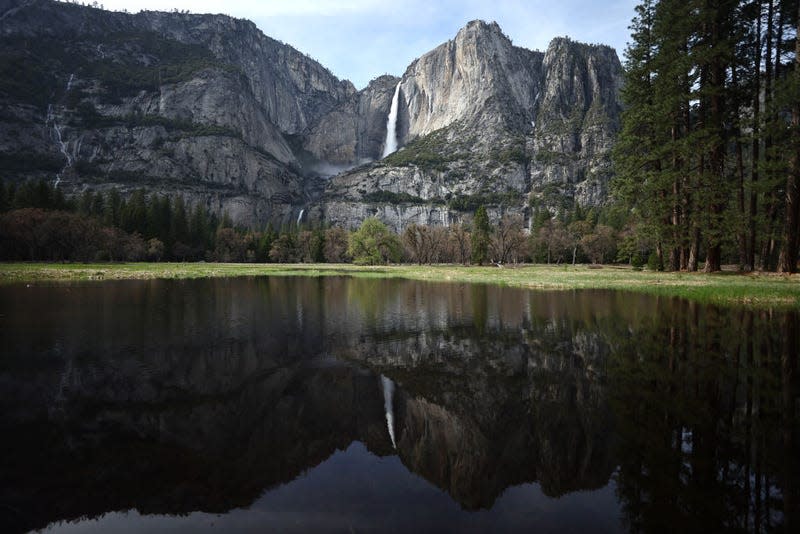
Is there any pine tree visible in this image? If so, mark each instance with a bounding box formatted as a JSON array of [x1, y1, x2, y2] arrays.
[[121, 190, 147, 235], [171, 196, 189, 248], [103, 188, 121, 228], [614, 0, 784, 272]]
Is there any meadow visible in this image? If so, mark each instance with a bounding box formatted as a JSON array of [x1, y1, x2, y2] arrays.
[[2, 262, 799, 308]]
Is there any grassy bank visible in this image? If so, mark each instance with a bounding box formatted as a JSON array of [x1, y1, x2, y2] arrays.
[[1, 262, 798, 308]]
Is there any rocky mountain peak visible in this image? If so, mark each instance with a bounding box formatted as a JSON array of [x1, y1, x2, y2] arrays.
[[0, 0, 623, 230], [397, 18, 538, 141], [454, 19, 509, 44]]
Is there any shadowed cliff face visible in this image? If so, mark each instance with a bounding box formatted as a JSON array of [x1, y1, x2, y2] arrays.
[[0, 2, 621, 229], [0, 0, 356, 227]]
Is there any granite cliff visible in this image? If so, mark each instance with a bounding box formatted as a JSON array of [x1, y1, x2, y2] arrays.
[[0, 0, 622, 228]]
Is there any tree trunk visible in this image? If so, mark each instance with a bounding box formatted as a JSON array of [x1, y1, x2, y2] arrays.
[[776, 3, 799, 273], [761, 197, 779, 270], [749, 4, 762, 270], [732, 62, 749, 269], [671, 124, 681, 271], [688, 225, 700, 271], [704, 8, 726, 273]]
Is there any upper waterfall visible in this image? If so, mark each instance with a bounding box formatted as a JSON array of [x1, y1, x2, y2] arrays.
[[381, 82, 401, 158]]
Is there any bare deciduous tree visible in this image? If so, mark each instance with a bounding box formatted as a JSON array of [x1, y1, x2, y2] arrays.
[[491, 215, 526, 264]]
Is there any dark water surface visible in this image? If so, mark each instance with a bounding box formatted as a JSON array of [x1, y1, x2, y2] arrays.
[[0, 277, 797, 533]]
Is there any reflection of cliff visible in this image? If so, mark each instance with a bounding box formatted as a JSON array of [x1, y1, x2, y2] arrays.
[[2, 277, 796, 533], [339, 322, 615, 507], [0, 277, 621, 531], [1, 362, 394, 533]]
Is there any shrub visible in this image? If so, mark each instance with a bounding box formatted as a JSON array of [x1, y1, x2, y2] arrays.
[[348, 217, 402, 265]]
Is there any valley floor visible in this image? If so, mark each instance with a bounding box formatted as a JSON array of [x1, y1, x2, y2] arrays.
[[1, 263, 798, 309]]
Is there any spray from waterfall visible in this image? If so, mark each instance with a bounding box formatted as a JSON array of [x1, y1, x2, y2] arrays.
[[381, 375, 397, 449], [382, 82, 401, 158]]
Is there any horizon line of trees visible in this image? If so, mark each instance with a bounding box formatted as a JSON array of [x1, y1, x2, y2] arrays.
[[1, 179, 637, 266]]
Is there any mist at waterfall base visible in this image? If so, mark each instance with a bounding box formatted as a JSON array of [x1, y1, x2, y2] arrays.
[[307, 159, 372, 178], [382, 82, 402, 158], [293, 81, 400, 179]]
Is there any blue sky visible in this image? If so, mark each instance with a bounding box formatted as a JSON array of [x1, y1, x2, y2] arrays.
[[99, 0, 638, 89]]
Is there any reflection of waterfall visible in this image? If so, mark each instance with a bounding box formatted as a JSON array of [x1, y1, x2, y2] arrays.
[[66, 73, 74, 92], [297, 209, 305, 226], [381, 82, 401, 158], [381, 375, 397, 448]]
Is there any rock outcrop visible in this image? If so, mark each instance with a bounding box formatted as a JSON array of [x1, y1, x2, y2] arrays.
[[0, 0, 358, 226], [0, 1, 622, 229], [317, 22, 622, 229]]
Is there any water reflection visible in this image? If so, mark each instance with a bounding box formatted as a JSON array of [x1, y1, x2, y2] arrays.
[[0, 277, 797, 533]]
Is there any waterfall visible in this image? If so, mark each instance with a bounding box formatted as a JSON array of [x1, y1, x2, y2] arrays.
[[53, 124, 72, 167], [381, 375, 397, 449], [47, 74, 76, 188], [296, 209, 305, 226], [382, 82, 401, 158], [52, 122, 72, 188]]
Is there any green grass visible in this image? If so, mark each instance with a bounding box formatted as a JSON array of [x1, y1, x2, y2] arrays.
[[1, 263, 798, 309]]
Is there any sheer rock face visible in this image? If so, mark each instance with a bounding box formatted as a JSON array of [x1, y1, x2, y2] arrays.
[[304, 75, 399, 166], [315, 22, 623, 229], [0, 0, 355, 226], [0, 1, 621, 228], [401, 20, 544, 139]]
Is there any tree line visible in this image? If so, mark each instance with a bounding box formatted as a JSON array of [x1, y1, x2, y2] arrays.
[[0, 179, 631, 266], [614, 0, 799, 272]]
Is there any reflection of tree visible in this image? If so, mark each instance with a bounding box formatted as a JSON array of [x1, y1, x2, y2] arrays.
[[4, 277, 798, 532], [782, 313, 799, 533], [607, 303, 799, 533], [343, 277, 404, 329], [470, 283, 487, 334]]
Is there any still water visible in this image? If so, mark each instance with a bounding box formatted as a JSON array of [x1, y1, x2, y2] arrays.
[[0, 277, 797, 533]]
